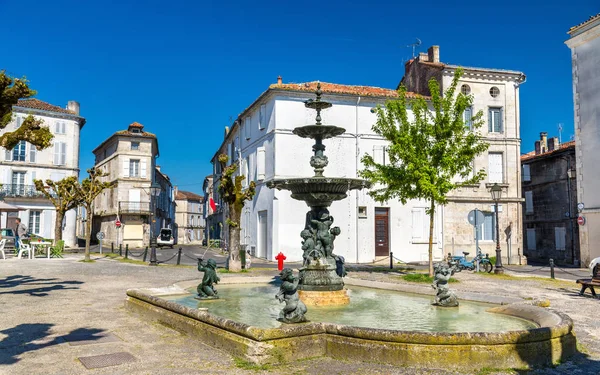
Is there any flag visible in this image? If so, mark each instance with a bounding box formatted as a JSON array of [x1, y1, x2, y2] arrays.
[[209, 197, 217, 212]]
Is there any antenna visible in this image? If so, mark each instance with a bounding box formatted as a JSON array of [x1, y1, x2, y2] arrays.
[[558, 123, 563, 143], [406, 38, 422, 58]]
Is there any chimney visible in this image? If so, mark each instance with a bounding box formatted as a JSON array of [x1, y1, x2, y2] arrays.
[[418, 52, 429, 62], [540, 132, 548, 153], [548, 137, 560, 152], [427, 46, 440, 63], [535, 140, 541, 155], [277, 75, 282, 85], [174, 185, 178, 197], [67, 100, 80, 115]]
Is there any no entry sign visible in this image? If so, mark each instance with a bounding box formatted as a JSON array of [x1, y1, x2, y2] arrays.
[[577, 216, 586, 226]]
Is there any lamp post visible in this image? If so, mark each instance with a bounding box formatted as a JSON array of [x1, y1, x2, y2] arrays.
[[148, 181, 161, 266], [490, 183, 504, 274]]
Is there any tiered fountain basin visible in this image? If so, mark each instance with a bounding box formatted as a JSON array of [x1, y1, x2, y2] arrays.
[[125, 275, 576, 370], [267, 177, 369, 207]]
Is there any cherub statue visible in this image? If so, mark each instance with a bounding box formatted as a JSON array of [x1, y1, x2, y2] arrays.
[[431, 263, 458, 307], [275, 268, 307, 323], [311, 211, 335, 258], [196, 258, 220, 299], [301, 229, 317, 266]]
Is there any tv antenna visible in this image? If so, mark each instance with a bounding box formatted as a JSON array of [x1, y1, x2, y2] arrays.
[[558, 123, 563, 143], [406, 38, 422, 58]]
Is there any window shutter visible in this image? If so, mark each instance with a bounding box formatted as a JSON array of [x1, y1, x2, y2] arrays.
[[488, 153, 503, 183], [525, 191, 533, 214], [488, 108, 492, 133], [5, 147, 11, 161], [53, 143, 59, 165], [227, 143, 232, 166], [373, 145, 384, 165], [55, 121, 60, 133], [62, 122, 66, 134], [245, 117, 251, 140], [123, 158, 130, 177], [60, 142, 66, 165], [31, 171, 36, 185], [29, 143, 36, 163], [411, 208, 424, 241], [554, 227, 565, 250], [257, 147, 265, 180], [15, 116, 22, 129], [527, 229, 536, 251], [259, 104, 266, 130], [140, 159, 147, 178], [499, 107, 504, 133], [464, 107, 472, 129], [523, 164, 531, 182]]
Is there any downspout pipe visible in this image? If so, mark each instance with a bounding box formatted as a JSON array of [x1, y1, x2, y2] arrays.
[[356, 96, 361, 264]]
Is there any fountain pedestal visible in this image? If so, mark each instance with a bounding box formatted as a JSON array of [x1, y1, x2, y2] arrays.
[[298, 257, 350, 306]]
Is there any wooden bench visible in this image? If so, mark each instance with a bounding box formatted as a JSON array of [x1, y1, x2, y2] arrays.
[[576, 276, 600, 298]]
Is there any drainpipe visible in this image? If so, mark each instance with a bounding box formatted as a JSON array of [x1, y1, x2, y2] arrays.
[[356, 96, 361, 264]]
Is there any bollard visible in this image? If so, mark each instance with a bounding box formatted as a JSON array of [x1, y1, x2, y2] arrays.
[[119, 244, 122, 256], [125, 244, 129, 259], [143, 246, 148, 262], [549, 258, 555, 279], [390, 252, 394, 269], [111, 242, 114, 253], [177, 247, 182, 265]]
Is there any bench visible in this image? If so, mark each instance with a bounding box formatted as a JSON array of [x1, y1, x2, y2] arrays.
[[577, 266, 600, 298]]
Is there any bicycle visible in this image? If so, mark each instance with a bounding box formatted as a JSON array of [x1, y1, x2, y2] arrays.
[[448, 250, 493, 273]]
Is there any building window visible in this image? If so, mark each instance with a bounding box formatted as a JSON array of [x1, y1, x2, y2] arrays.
[[489, 86, 500, 98], [12, 141, 26, 161], [555, 227, 566, 251], [476, 211, 496, 241], [488, 152, 503, 183], [12, 172, 25, 195], [358, 206, 367, 218], [53, 142, 66, 165], [526, 228, 536, 251], [488, 107, 503, 133], [244, 117, 251, 140], [129, 159, 140, 177], [461, 84, 471, 95], [525, 191, 533, 214], [28, 210, 41, 235], [464, 106, 473, 130], [131, 142, 139, 150], [523, 164, 531, 182], [55, 121, 66, 134]]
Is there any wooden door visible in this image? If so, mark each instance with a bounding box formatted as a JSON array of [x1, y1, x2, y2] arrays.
[[375, 208, 389, 256]]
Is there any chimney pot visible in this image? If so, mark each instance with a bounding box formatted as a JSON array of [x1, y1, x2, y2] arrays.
[[427, 46, 440, 63], [277, 75, 282, 85], [418, 52, 429, 62], [67, 100, 80, 115], [540, 132, 548, 153]]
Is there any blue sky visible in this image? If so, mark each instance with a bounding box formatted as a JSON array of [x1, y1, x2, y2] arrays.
[[1, 0, 596, 195]]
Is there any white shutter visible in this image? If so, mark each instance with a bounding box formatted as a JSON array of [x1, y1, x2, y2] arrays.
[[5, 147, 11, 161], [123, 158, 130, 177], [53, 143, 59, 165], [60, 142, 66, 165], [15, 116, 22, 129], [227, 143, 232, 166], [555, 227, 566, 250], [373, 145, 384, 165], [525, 191, 533, 214], [526, 229, 536, 251], [259, 104, 266, 130], [29, 143, 36, 163], [31, 171, 36, 185], [55, 121, 60, 133], [140, 159, 147, 178], [523, 164, 531, 182], [411, 208, 424, 241], [62, 122, 66, 134], [488, 153, 503, 183], [257, 147, 265, 180]]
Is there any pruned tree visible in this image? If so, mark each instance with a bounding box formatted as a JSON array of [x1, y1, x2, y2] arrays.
[[218, 154, 256, 272], [359, 68, 489, 276], [74, 168, 113, 261], [0, 70, 53, 150], [33, 176, 79, 243]]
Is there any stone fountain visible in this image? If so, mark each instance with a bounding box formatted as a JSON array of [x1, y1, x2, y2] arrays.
[[267, 83, 370, 306]]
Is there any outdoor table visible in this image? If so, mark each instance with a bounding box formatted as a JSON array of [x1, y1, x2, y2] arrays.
[[29, 241, 52, 259]]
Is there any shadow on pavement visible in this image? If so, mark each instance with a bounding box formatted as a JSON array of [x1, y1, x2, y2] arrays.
[[0, 324, 105, 365], [0, 275, 83, 297]]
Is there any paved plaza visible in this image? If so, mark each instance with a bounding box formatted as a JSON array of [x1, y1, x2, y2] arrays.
[[0, 253, 599, 374]]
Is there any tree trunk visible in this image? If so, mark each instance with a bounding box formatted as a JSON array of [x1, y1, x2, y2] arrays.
[[84, 210, 92, 262], [228, 225, 242, 272], [54, 210, 65, 244], [428, 199, 436, 277]]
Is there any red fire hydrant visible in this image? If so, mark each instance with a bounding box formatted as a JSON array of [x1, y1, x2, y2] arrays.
[[275, 252, 286, 271]]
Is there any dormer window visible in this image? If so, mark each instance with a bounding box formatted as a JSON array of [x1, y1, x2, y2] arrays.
[[127, 121, 145, 133], [132, 128, 141, 133]]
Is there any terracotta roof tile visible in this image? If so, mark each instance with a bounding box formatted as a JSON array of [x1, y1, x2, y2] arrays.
[[521, 140, 575, 161], [114, 129, 156, 138], [270, 81, 425, 99], [129, 121, 144, 128], [15, 98, 78, 115], [176, 190, 203, 201], [569, 13, 600, 32]]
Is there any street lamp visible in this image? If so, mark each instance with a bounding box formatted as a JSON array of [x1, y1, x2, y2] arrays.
[[490, 183, 504, 274], [148, 181, 161, 266]]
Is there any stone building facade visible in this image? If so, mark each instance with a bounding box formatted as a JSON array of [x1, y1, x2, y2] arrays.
[[401, 46, 527, 264], [566, 14, 600, 265], [0, 99, 85, 247], [521, 133, 578, 265], [174, 189, 204, 244]]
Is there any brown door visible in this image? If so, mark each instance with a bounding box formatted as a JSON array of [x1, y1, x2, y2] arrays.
[[374, 208, 389, 256]]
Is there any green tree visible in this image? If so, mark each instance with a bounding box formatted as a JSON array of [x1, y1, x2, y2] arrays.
[[0, 70, 53, 150], [218, 154, 256, 272], [75, 168, 114, 261], [359, 68, 489, 276], [33, 176, 79, 243]]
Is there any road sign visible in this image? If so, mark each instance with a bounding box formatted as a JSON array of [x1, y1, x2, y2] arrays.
[[577, 216, 586, 226], [115, 219, 122, 227], [467, 210, 485, 227], [96, 232, 105, 240], [578, 203, 585, 212]]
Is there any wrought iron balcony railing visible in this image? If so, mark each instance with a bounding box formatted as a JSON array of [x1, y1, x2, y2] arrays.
[[118, 201, 151, 214], [0, 184, 53, 199]]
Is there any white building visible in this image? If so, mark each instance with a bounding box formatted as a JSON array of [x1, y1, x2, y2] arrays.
[[566, 14, 600, 265], [209, 78, 442, 263], [174, 189, 205, 244], [0, 99, 85, 247]]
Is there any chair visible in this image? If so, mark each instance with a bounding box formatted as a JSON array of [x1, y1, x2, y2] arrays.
[[17, 240, 32, 259], [50, 240, 64, 258], [0, 239, 6, 259]]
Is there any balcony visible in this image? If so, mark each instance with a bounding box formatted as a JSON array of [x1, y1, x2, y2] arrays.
[[119, 201, 151, 214], [0, 184, 53, 199]]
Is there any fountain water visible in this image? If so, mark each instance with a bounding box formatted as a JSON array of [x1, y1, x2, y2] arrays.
[[267, 83, 370, 306]]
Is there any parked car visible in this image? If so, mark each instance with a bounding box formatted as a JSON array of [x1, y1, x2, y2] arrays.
[[156, 228, 175, 248], [0, 228, 16, 249], [589, 257, 600, 276]]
